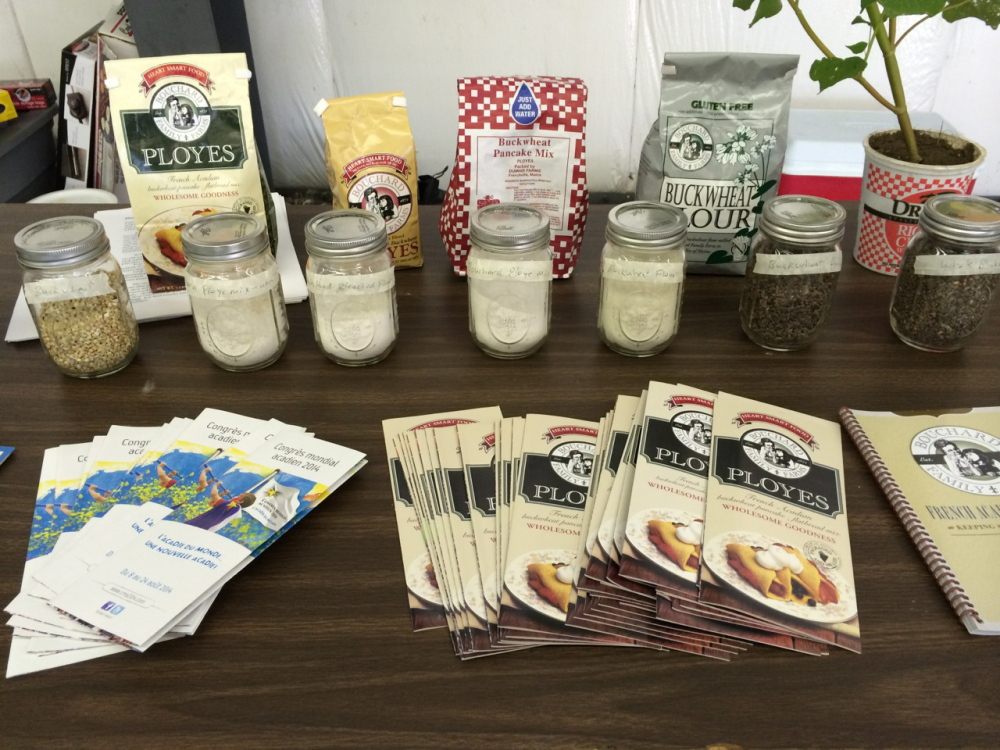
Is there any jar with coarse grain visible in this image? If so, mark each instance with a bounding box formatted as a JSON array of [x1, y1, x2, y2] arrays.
[[15, 216, 139, 378], [739, 195, 846, 351], [890, 195, 1000, 352], [182, 212, 288, 371]]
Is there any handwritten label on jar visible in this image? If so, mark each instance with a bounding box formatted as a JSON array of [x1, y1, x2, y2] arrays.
[[602, 258, 683, 284], [466, 257, 551, 282], [753, 250, 842, 276], [307, 267, 395, 295], [914, 253, 1000, 276], [186, 266, 280, 301], [24, 275, 113, 304]]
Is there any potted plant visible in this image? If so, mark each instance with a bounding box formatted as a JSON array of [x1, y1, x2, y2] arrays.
[[733, 0, 995, 274]]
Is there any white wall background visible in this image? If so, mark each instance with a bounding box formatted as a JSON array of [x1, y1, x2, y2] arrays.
[[3, 0, 998, 194]]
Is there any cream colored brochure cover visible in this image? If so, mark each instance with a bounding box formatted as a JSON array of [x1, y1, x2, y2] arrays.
[[845, 407, 1000, 634], [620, 382, 714, 598], [701, 392, 860, 652], [383, 407, 502, 632], [499, 414, 599, 639]]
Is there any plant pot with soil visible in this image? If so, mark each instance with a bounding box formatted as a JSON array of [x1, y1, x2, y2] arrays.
[[734, 0, 997, 274]]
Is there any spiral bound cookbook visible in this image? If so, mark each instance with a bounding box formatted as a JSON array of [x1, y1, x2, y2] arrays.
[[840, 406, 1000, 635]]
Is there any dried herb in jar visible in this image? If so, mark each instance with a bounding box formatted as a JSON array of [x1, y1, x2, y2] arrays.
[[739, 195, 846, 351], [890, 195, 1000, 352]]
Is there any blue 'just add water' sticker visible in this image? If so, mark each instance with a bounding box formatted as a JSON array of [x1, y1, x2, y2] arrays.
[[0, 446, 14, 468], [510, 82, 540, 126]]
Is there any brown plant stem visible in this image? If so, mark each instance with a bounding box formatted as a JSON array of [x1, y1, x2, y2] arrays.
[[867, 3, 920, 162]]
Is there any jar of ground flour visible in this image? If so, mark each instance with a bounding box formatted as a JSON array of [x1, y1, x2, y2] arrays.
[[304, 209, 397, 366], [598, 202, 687, 356], [182, 212, 287, 371], [15, 216, 139, 378], [467, 203, 552, 359]]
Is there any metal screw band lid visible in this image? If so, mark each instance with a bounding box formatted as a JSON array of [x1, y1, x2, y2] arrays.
[[304, 210, 388, 257], [918, 194, 1000, 245], [606, 201, 687, 248], [181, 212, 269, 262], [758, 195, 847, 246], [470, 203, 551, 252], [14, 216, 110, 269]]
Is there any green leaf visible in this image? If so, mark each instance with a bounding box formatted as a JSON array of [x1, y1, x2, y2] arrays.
[[943, 0, 1000, 28], [752, 202, 765, 215], [734, 228, 753, 238], [852, 14, 871, 24], [751, 179, 778, 200], [859, 0, 879, 10], [751, 0, 783, 25], [809, 56, 868, 92], [733, 0, 755, 9], [881, 0, 946, 17], [706, 251, 734, 265], [847, 41, 869, 53]]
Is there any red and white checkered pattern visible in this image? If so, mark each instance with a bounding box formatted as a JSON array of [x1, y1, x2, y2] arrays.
[[856, 162, 975, 275], [439, 76, 588, 278]]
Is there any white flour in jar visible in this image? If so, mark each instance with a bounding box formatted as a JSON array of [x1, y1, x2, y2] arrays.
[[187, 270, 287, 368], [307, 267, 396, 363], [468, 279, 549, 356], [598, 257, 683, 354]]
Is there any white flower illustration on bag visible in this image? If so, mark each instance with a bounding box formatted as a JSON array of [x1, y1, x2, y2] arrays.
[[708, 125, 778, 264]]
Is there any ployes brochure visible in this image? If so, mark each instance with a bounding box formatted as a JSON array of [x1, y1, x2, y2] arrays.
[[499, 414, 600, 640], [700, 392, 860, 652], [619, 382, 714, 599], [51, 432, 365, 649], [382, 407, 502, 632]]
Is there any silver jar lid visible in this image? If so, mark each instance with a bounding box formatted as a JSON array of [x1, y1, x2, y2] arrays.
[[606, 202, 687, 248], [470, 203, 551, 251], [304, 210, 388, 257], [181, 212, 269, 262], [758, 195, 847, 246], [14, 216, 110, 269], [918, 195, 1000, 245]]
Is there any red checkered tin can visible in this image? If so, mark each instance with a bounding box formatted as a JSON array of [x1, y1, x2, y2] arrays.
[[439, 76, 589, 278], [855, 130, 985, 275]]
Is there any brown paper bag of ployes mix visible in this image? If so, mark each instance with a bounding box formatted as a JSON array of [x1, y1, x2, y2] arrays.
[[637, 53, 798, 275], [105, 53, 276, 289], [439, 76, 589, 279], [317, 92, 422, 268]]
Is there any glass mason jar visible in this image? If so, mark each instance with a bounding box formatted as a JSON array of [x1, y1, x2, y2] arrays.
[[467, 203, 552, 359], [181, 212, 288, 371], [304, 210, 398, 366], [15, 216, 139, 378], [890, 194, 1000, 352], [740, 195, 847, 351], [598, 201, 687, 356]]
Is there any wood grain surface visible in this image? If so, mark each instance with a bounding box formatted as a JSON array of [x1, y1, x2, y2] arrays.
[[1, 203, 999, 749]]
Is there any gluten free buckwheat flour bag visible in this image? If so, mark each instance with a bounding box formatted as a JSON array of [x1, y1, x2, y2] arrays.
[[637, 53, 798, 275], [439, 76, 589, 278], [104, 53, 273, 288], [318, 92, 423, 268]]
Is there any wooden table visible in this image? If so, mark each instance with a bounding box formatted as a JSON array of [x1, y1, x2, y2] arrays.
[[1, 202, 998, 749]]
